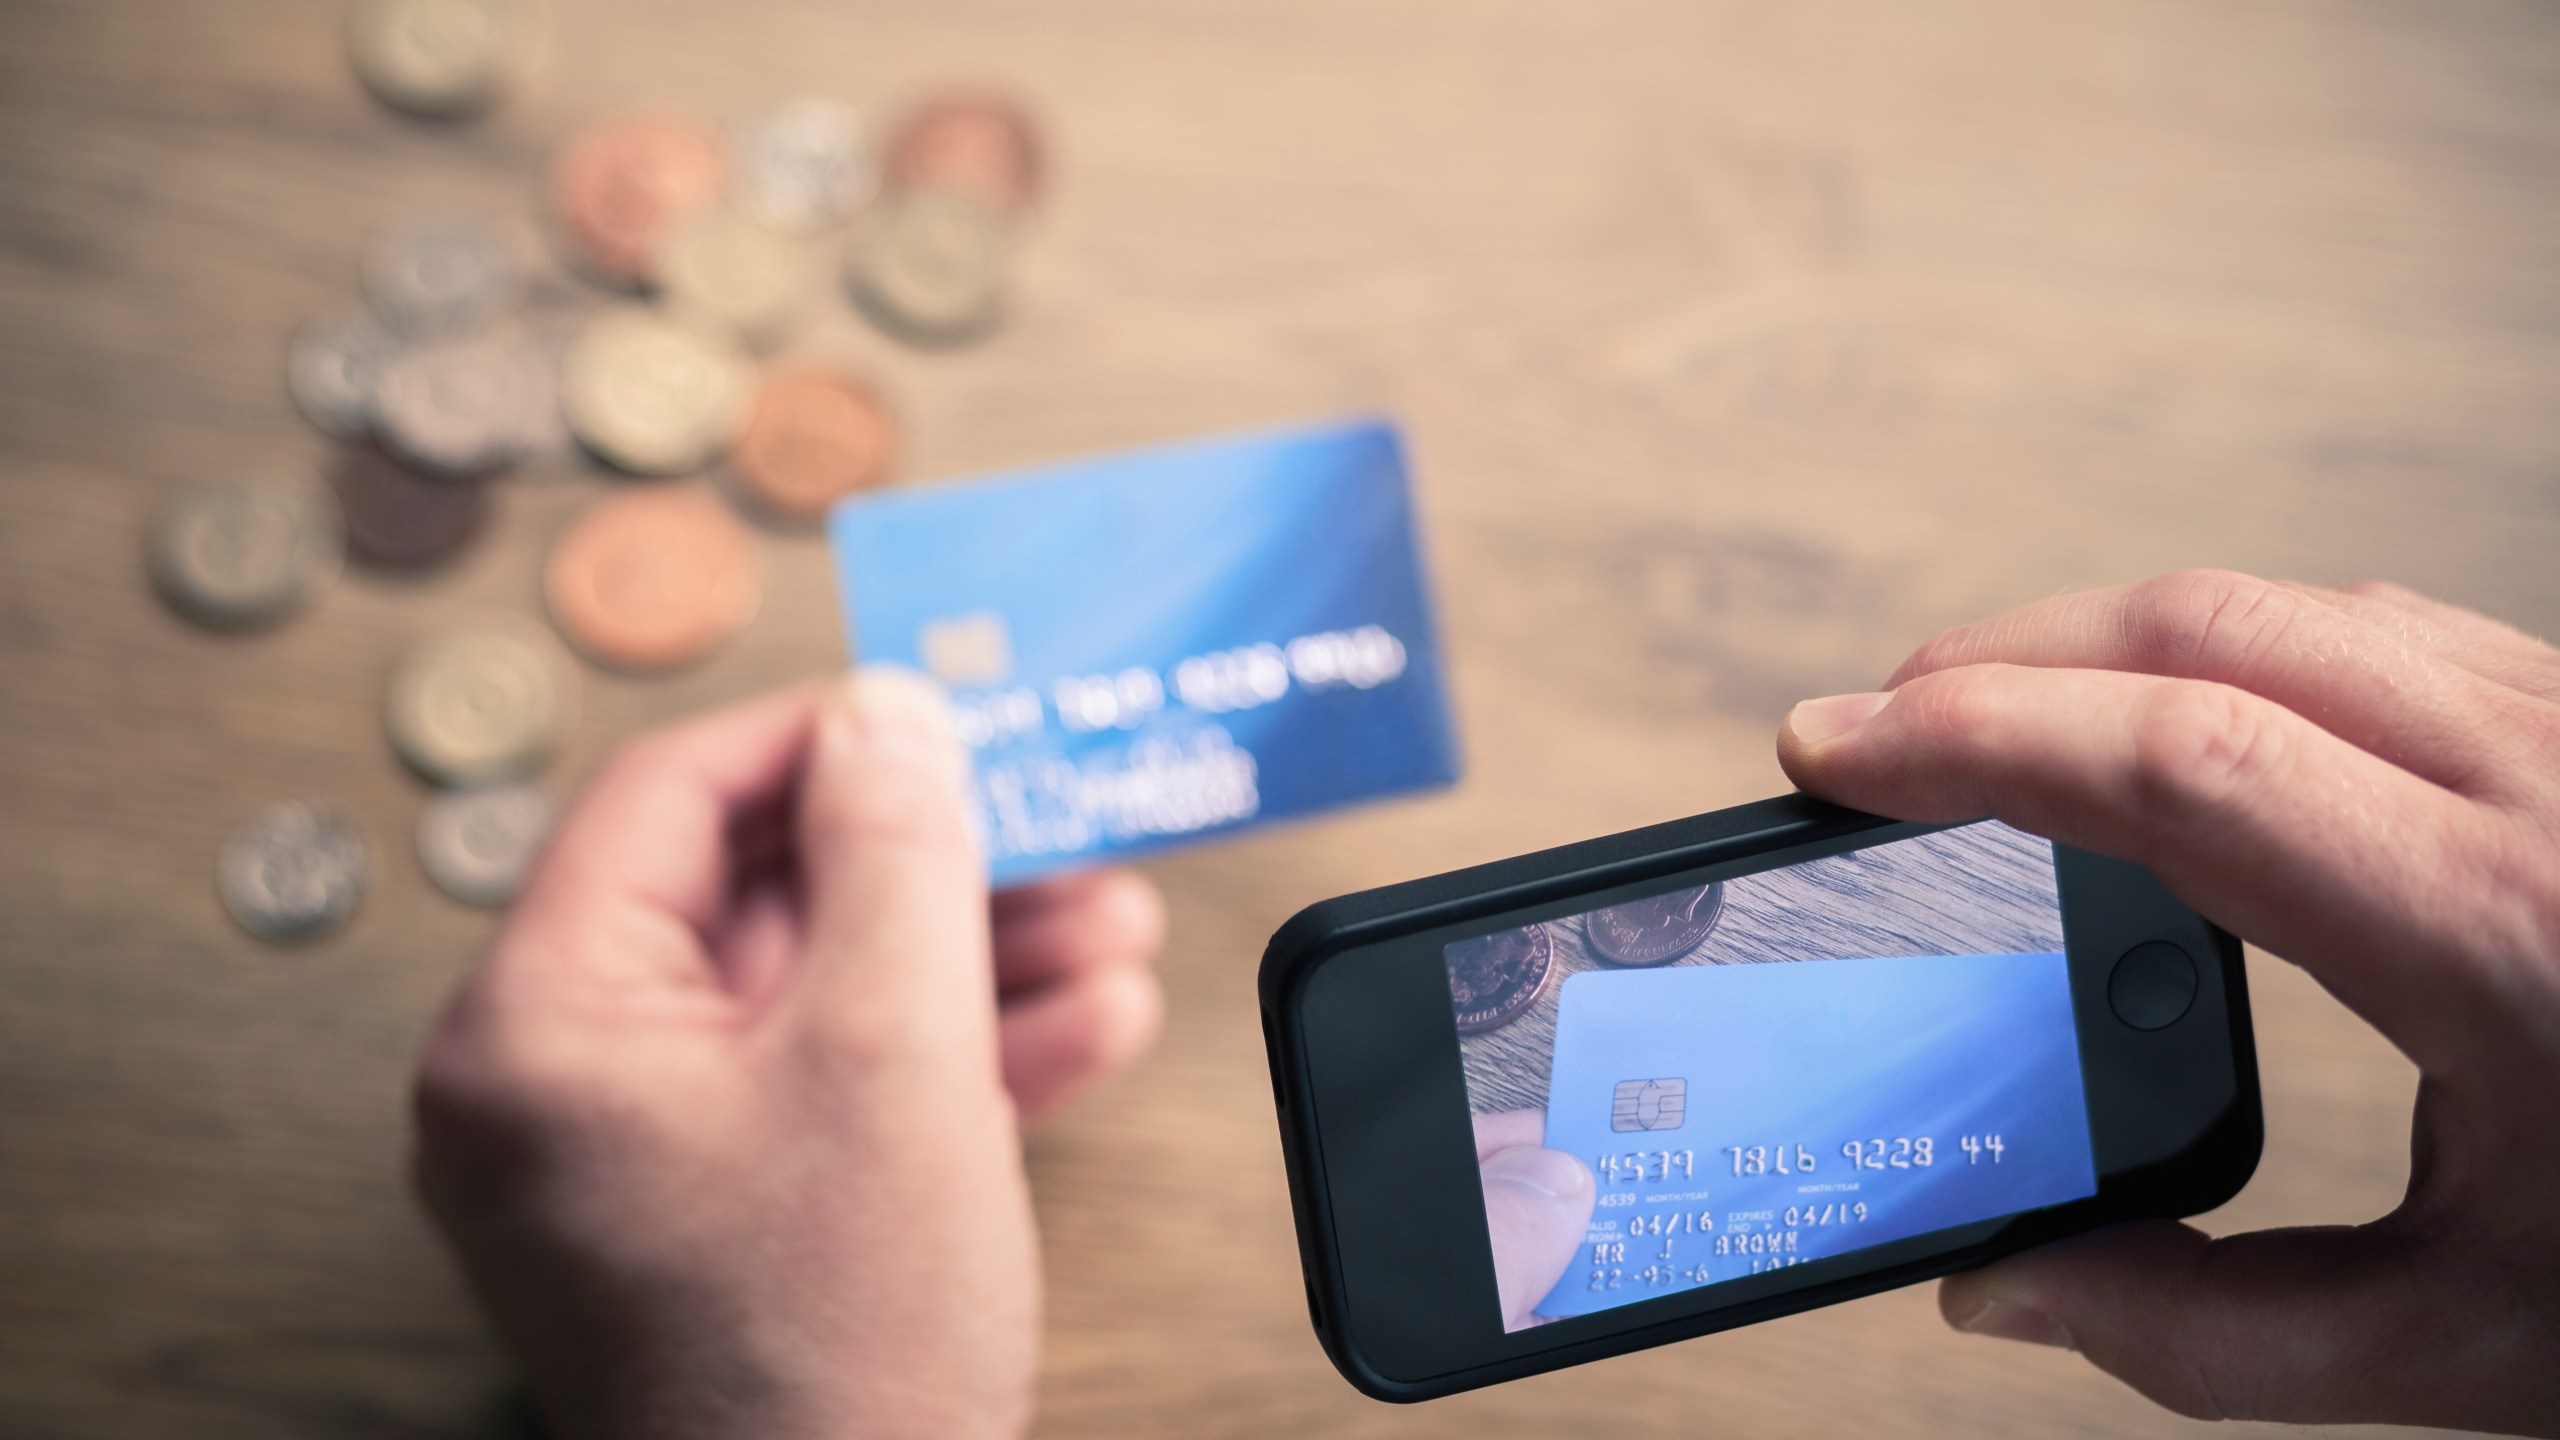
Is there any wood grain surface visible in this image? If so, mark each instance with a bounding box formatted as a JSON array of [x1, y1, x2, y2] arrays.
[[5, 1, 2555, 1437]]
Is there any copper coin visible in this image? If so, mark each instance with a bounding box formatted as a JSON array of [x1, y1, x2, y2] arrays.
[[544, 486, 760, 670], [1585, 882, 1726, 966], [882, 93, 1043, 216], [547, 116, 725, 286], [729, 368, 895, 521], [329, 442, 488, 571], [1445, 923, 1554, 1035]]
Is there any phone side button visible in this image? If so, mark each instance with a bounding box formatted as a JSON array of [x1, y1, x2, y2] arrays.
[[2107, 941, 2199, 1031]]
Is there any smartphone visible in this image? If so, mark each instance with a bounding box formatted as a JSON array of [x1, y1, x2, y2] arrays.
[[1259, 795, 2260, 1401]]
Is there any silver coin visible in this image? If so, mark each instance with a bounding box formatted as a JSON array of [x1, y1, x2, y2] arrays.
[[347, 0, 540, 120], [219, 801, 371, 942], [560, 308, 753, 474], [844, 191, 1011, 347], [416, 783, 553, 907], [286, 310, 404, 439], [656, 208, 812, 349], [374, 328, 554, 476], [733, 97, 874, 231], [384, 626, 568, 786], [362, 213, 523, 336], [146, 479, 344, 630]]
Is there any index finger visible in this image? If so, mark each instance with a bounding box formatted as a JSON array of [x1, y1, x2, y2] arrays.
[[513, 683, 827, 944], [1779, 663, 2510, 1078]]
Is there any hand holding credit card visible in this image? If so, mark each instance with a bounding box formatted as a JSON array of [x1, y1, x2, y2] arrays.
[[1536, 951, 2098, 1321], [829, 418, 1460, 886]]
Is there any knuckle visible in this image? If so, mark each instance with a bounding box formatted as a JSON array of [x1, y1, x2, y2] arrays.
[[1896, 664, 2009, 743], [413, 984, 606, 1145], [2127, 683, 2285, 820], [1894, 626, 1976, 686], [2125, 568, 2297, 677]]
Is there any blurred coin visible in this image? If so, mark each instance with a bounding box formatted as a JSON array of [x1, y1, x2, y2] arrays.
[[1446, 924, 1553, 1035], [883, 93, 1043, 216], [733, 97, 874, 231], [561, 308, 752, 474], [385, 626, 568, 785], [657, 208, 812, 350], [1584, 882, 1725, 966], [375, 327, 554, 476], [546, 115, 724, 287], [416, 783, 552, 907], [729, 367, 895, 521], [286, 310, 403, 440], [362, 213, 523, 335], [219, 801, 370, 942], [329, 441, 489, 572], [347, 0, 539, 119], [544, 486, 760, 670], [845, 192, 1011, 347], [146, 479, 343, 630]]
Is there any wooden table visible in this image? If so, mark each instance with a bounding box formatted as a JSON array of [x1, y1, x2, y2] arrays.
[[4, 1, 2551, 1435]]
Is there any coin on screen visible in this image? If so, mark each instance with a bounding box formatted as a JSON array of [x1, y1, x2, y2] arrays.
[[733, 97, 874, 231], [361, 213, 524, 336], [1445, 924, 1555, 1035], [728, 367, 895, 521], [546, 115, 724, 287], [544, 486, 760, 671], [375, 328, 554, 477], [1584, 882, 1726, 966], [329, 442, 489, 572], [219, 801, 371, 942], [385, 625, 569, 785], [347, 0, 540, 120], [561, 308, 753, 475], [416, 783, 553, 907], [845, 191, 1011, 347], [286, 310, 403, 440], [657, 208, 814, 349], [146, 479, 343, 630], [882, 93, 1043, 216]]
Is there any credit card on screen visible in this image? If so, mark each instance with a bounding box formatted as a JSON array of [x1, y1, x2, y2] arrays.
[[827, 418, 1460, 888], [1536, 952, 2097, 1321]]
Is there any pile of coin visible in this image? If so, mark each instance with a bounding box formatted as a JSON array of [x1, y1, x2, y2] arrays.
[[161, 3, 1054, 940]]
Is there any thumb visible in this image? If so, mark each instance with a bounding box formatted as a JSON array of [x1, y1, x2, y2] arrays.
[[791, 668, 991, 1034], [1941, 1220, 2450, 1427], [1480, 1147, 1595, 1330]]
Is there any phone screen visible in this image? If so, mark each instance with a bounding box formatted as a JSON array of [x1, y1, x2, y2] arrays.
[[1444, 819, 2099, 1331]]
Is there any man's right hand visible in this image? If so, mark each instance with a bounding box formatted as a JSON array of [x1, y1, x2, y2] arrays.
[[1780, 570, 2560, 1437]]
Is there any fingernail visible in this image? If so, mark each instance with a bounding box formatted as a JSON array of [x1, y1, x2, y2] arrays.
[[842, 667, 966, 784], [1786, 691, 1891, 745], [1480, 1146, 1594, 1202], [1948, 1298, 2076, 1350]]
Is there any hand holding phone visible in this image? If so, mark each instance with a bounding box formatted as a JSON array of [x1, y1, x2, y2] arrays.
[[1779, 572, 2560, 1437]]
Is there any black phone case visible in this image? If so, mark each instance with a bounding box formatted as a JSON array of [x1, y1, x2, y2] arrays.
[[1259, 795, 2260, 1402]]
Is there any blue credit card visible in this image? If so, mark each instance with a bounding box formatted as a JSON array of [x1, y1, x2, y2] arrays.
[[828, 418, 1460, 887], [1535, 953, 2097, 1321]]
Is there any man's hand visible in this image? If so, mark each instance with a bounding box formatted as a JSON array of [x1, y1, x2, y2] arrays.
[[412, 672, 1166, 1440], [1779, 570, 2560, 1437]]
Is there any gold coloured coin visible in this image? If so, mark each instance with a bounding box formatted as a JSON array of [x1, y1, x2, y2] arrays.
[[347, 0, 539, 120], [146, 479, 343, 630], [384, 625, 569, 785], [657, 208, 814, 350], [561, 308, 754, 475]]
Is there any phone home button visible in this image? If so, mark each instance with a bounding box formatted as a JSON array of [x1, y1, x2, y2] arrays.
[[2108, 941, 2199, 1031]]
